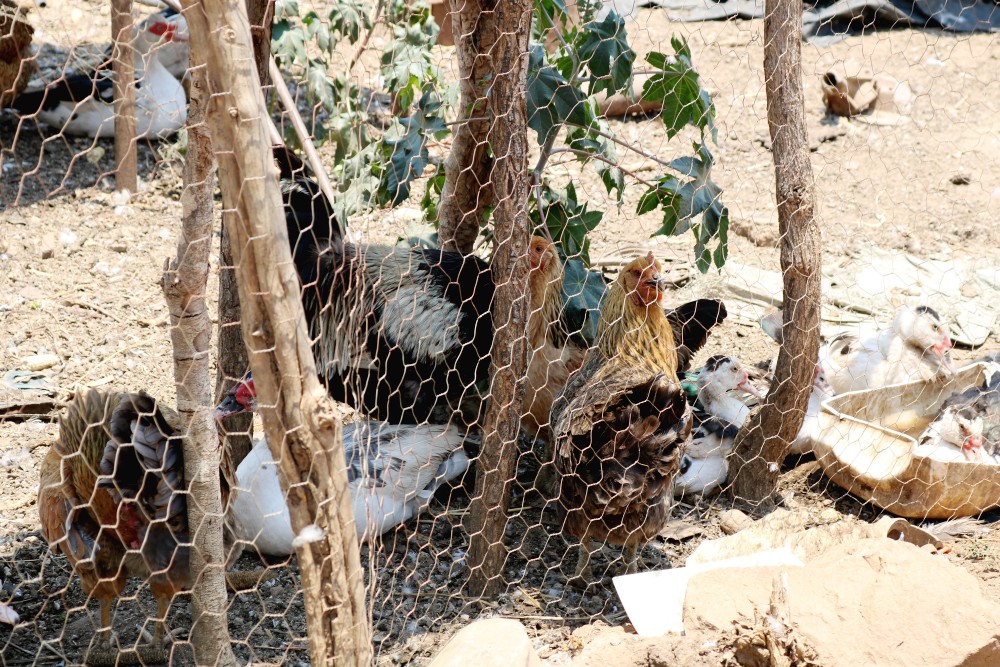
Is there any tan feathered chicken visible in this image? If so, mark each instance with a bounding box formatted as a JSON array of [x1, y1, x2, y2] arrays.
[[550, 252, 693, 586], [523, 236, 586, 437], [0, 0, 34, 108]]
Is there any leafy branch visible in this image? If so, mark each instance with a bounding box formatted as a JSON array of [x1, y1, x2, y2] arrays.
[[270, 0, 730, 272]]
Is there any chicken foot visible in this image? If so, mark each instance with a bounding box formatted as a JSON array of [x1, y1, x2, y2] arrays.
[[619, 542, 640, 576], [567, 537, 596, 589]]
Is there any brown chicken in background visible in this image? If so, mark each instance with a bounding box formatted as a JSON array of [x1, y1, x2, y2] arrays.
[[522, 236, 586, 438], [0, 0, 35, 108], [38, 390, 240, 653], [550, 252, 695, 587]]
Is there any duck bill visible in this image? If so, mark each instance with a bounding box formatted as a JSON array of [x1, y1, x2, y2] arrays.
[[214, 395, 245, 421], [934, 344, 959, 377], [738, 373, 764, 399]]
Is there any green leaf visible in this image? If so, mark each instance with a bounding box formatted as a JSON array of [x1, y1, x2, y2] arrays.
[[575, 11, 635, 97], [711, 205, 729, 269], [636, 189, 661, 216], [375, 92, 446, 207], [275, 0, 300, 19], [306, 64, 336, 113], [560, 258, 609, 347], [526, 45, 589, 145], [271, 20, 307, 67]]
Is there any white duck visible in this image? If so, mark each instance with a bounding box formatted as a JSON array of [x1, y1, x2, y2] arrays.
[[915, 405, 994, 464], [134, 7, 190, 80], [820, 305, 957, 395], [758, 310, 834, 455], [675, 355, 762, 498], [215, 375, 473, 555], [10, 16, 187, 139]]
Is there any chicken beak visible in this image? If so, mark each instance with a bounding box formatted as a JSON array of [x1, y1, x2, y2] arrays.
[[214, 395, 245, 421], [656, 274, 669, 292]]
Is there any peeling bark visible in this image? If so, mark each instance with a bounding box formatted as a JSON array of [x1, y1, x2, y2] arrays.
[[465, 0, 533, 599], [728, 0, 821, 507], [161, 57, 236, 667], [437, 0, 495, 254]]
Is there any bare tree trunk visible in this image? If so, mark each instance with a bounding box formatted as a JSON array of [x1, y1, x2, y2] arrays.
[[214, 0, 273, 468], [728, 0, 821, 507], [111, 0, 137, 193], [182, 1, 370, 663], [465, 0, 533, 599], [437, 0, 494, 254], [247, 0, 274, 86], [161, 58, 237, 667]]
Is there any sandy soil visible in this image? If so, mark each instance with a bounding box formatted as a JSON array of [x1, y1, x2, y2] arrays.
[[2, 0, 1000, 664]]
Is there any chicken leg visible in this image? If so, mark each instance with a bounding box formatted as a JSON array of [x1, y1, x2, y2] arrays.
[[97, 598, 116, 648], [620, 542, 639, 576], [568, 535, 595, 589]]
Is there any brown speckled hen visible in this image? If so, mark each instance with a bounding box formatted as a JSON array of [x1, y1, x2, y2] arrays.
[[38, 391, 237, 653], [0, 0, 35, 108], [550, 252, 693, 587]]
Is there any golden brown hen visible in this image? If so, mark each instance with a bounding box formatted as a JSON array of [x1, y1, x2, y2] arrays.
[[550, 252, 693, 587], [0, 0, 35, 108], [38, 390, 236, 653]]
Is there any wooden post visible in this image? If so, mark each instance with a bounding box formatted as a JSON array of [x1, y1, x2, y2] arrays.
[[111, 0, 137, 193], [161, 53, 237, 667], [465, 0, 533, 599], [215, 0, 275, 468], [437, 0, 495, 255], [180, 1, 371, 664], [728, 0, 821, 506]]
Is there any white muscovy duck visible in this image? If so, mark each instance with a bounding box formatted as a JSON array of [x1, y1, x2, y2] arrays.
[[10, 12, 187, 139], [915, 404, 994, 464], [819, 305, 958, 395], [785, 365, 834, 456], [214, 375, 473, 555], [674, 355, 763, 498], [134, 7, 189, 80]]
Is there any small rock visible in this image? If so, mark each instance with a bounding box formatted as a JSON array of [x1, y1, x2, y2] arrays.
[[110, 242, 128, 253], [950, 173, 971, 185], [22, 354, 59, 371], [427, 618, 542, 667]]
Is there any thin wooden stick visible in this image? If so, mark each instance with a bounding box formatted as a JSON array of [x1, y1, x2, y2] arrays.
[[111, 0, 137, 193], [268, 58, 344, 235]]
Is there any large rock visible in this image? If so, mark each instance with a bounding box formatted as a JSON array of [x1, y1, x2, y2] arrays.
[[428, 618, 542, 667], [685, 538, 1000, 667]]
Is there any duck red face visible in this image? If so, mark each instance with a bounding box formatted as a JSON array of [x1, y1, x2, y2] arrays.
[[214, 375, 257, 420]]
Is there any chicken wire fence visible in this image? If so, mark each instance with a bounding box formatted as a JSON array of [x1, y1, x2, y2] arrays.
[[2, 0, 1000, 665]]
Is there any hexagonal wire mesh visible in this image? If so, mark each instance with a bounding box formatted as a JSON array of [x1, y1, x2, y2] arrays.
[[3, 0, 1000, 665]]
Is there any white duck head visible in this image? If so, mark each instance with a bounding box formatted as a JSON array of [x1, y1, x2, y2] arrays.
[[697, 355, 763, 425], [929, 405, 984, 462], [894, 305, 958, 377]]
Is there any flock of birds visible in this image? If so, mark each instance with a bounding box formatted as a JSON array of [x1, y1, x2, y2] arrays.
[[17, 2, 1000, 655]]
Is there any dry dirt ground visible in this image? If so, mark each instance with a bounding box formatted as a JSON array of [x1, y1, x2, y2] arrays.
[[2, 1, 1000, 665]]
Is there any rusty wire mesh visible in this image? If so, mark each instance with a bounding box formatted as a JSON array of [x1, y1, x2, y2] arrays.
[[3, 0, 1000, 665]]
